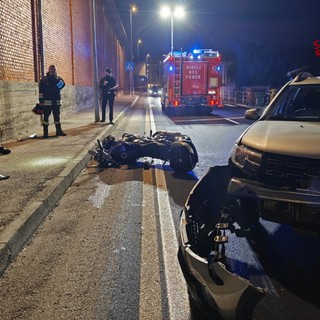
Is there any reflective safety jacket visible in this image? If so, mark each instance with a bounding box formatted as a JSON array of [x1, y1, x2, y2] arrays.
[[39, 73, 65, 106]]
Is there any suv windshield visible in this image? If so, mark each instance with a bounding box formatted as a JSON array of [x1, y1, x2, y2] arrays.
[[266, 85, 320, 121]]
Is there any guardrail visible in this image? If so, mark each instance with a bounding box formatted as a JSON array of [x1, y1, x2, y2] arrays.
[[221, 89, 273, 106]]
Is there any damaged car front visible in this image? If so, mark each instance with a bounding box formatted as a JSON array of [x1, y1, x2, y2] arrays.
[[178, 166, 267, 320], [178, 72, 320, 319]]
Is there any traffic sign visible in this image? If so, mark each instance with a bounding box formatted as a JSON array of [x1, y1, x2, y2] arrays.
[[125, 62, 134, 71]]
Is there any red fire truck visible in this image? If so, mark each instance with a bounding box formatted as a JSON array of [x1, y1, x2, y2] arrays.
[[161, 49, 222, 114]]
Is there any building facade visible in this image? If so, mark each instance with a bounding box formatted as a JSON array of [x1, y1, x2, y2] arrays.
[[0, 0, 129, 141]]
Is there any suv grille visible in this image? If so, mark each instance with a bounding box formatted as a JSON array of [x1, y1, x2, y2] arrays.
[[260, 153, 320, 188]]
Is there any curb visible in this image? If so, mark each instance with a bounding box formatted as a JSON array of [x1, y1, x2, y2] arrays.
[[0, 96, 138, 275]]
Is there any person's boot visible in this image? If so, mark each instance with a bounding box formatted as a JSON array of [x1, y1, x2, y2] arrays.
[[43, 125, 49, 138], [0, 145, 11, 154], [55, 123, 67, 136]]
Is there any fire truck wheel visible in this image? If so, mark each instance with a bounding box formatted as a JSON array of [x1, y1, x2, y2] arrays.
[[169, 141, 197, 173]]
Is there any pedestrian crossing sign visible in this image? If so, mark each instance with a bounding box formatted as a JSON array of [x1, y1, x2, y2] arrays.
[[125, 62, 134, 71]]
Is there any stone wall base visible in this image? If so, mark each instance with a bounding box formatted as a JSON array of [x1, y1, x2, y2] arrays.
[[0, 80, 94, 142]]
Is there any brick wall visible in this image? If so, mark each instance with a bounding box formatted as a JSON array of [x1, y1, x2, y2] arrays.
[[0, 1, 35, 82], [71, 0, 92, 87], [0, 0, 128, 142], [95, 3, 117, 81], [41, 0, 73, 84]]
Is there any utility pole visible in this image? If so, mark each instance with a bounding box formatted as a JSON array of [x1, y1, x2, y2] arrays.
[[90, 0, 100, 122]]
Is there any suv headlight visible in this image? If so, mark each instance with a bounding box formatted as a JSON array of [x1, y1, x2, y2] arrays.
[[230, 144, 262, 177]]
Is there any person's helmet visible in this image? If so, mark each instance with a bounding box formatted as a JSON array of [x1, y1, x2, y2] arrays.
[[32, 103, 44, 115]]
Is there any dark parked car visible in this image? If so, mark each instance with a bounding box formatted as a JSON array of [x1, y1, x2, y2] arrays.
[[148, 85, 162, 97]]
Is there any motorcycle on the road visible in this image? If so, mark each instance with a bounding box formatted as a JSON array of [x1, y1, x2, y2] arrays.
[[89, 130, 198, 173]]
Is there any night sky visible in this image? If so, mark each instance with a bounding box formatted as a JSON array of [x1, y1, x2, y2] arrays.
[[115, 0, 319, 54], [115, 0, 320, 85]]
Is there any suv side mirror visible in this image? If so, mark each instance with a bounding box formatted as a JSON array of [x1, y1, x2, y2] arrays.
[[245, 108, 261, 120]]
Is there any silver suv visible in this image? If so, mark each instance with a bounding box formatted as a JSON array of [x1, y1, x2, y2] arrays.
[[228, 72, 320, 234], [178, 72, 319, 320]]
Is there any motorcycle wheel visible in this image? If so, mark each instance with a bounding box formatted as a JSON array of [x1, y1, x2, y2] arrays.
[[169, 141, 197, 173]]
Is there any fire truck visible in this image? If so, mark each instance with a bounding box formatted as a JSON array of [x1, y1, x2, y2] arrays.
[[161, 49, 222, 114]]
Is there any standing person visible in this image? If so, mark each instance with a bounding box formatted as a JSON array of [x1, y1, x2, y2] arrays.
[[39, 65, 66, 138], [99, 68, 118, 124]]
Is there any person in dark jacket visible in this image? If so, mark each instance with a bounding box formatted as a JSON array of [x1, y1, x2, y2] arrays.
[[99, 68, 118, 124], [39, 65, 66, 138]]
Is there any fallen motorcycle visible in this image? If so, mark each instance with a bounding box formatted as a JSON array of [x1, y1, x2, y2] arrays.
[[89, 130, 198, 173]]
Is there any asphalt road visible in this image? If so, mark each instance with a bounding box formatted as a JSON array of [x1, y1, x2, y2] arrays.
[[0, 97, 319, 320]]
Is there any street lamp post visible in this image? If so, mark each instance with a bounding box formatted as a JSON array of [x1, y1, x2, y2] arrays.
[[90, 0, 100, 121], [130, 6, 136, 63], [129, 5, 136, 95], [170, 14, 174, 53], [146, 53, 150, 81], [137, 39, 142, 62], [160, 5, 185, 53]]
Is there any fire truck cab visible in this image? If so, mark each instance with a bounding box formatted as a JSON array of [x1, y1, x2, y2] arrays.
[[161, 49, 222, 114]]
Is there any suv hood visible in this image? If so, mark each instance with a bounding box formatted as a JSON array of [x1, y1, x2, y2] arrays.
[[241, 121, 320, 159]]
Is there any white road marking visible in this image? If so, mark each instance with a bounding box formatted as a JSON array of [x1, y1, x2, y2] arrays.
[[148, 106, 190, 319], [88, 178, 113, 208], [224, 117, 240, 124], [172, 117, 241, 124], [139, 169, 163, 319]]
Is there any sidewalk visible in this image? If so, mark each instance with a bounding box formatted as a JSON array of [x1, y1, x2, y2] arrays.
[[0, 95, 138, 274]]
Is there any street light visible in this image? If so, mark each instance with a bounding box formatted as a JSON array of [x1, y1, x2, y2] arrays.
[[160, 5, 185, 53], [129, 5, 137, 95], [146, 53, 150, 80], [137, 39, 142, 62]]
